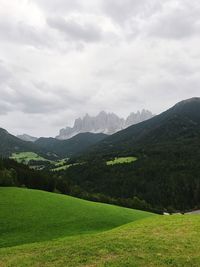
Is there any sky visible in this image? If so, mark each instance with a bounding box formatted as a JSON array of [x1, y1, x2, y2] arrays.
[[0, 0, 200, 137]]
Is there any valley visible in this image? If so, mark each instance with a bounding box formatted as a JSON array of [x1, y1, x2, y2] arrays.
[[1, 0, 199, 265], [1, 98, 200, 266]]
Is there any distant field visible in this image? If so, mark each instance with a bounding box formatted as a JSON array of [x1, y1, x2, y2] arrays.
[[10, 152, 81, 171], [10, 152, 49, 164], [54, 158, 68, 167], [0, 187, 152, 248], [52, 162, 83, 172], [106, 156, 137, 165]]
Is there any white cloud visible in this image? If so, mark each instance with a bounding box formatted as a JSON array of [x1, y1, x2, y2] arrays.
[[0, 0, 200, 136]]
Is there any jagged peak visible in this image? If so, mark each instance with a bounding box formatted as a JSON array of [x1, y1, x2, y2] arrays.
[[56, 110, 154, 140]]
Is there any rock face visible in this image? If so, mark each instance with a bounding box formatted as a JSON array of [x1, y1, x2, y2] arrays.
[[17, 134, 38, 142], [56, 110, 154, 140]]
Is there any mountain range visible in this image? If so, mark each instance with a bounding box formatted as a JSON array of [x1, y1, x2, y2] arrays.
[[65, 97, 200, 211], [56, 110, 154, 140], [0, 128, 107, 159], [1, 97, 200, 211], [17, 134, 38, 142], [88, 97, 200, 156]]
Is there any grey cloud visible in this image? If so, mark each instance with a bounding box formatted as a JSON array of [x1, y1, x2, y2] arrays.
[[102, 0, 162, 24], [0, 18, 52, 48], [33, 0, 82, 15], [148, 5, 200, 39], [0, 100, 13, 115], [1, 0, 200, 136], [0, 63, 89, 115], [47, 17, 102, 43], [0, 63, 12, 84]]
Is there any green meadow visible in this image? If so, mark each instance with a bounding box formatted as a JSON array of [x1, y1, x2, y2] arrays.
[[10, 152, 49, 164], [106, 156, 137, 165], [0, 187, 152, 248], [1, 187, 200, 267]]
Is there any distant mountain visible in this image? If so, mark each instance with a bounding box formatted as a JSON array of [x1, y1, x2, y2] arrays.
[[17, 134, 38, 142], [87, 97, 200, 156], [35, 132, 107, 158], [0, 127, 107, 159], [67, 97, 200, 211], [56, 110, 154, 140], [0, 128, 38, 157]]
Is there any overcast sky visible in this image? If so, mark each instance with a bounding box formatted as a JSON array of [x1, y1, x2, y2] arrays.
[[0, 0, 200, 137]]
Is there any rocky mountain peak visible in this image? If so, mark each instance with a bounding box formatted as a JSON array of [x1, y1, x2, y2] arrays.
[[56, 110, 154, 140]]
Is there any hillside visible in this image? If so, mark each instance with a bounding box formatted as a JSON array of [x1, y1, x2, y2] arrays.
[[35, 132, 107, 158], [0, 187, 152, 248], [89, 97, 200, 156], [65, 98, 200, 211], [0, 128, 38, 157], [0, 127, 107, 159], [0, 211, 199, 266], [17, 134, 38, 142]]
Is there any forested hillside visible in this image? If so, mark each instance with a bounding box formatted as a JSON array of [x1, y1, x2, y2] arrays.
[[61, 98, 200, 212]]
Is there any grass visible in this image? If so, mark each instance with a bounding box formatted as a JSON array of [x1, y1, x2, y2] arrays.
[[1, 187, 200, 267], [52, 162, 84, 172], [0, 215, 200, 267], [10, 152, 49, 164], [54, 159, 68, 167], [0, 187, 153, 248], [106, 156, 137, 166], [10, 153, 82, 171]]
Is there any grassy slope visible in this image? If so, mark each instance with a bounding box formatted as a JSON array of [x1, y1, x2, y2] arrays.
[[10, 152, 49, 164], [1, 215, 200, 267], [106, 156, 137, 165], [0, 187, 153, 248]]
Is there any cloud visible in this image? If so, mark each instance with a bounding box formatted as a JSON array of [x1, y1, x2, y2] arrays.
[[47, 17, 103, 43], [0, 18, 52, 49], [1, 0, 200, 136], [33, 0, 83, 15], [102, 0, 162, 24], [147, 1, 200, 39], [0, 62, 89, 115]]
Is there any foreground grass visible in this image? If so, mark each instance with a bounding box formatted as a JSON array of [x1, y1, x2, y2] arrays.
[[0, 215, 200, 267], [0, 187, 152, 248], [106, 157, 137, 166]]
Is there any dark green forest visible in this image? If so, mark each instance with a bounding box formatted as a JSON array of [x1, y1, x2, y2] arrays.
[[0, 158, 157, 213], [2, 98, 200, 213]]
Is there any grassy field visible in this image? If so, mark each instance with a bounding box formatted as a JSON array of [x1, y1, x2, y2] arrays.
[[52, 162, 84, 171], [10, 153, 80, 171], [1, 187, 200, 267], [106, 156, 137, 165], [10, 152, 49, 164], [0, 214, 200, 267], [0, 187, 152, 248]]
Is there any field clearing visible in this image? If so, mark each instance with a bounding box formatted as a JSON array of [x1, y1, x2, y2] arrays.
[[106, 156, 137, 165], [10, 152, 49, 164], [52, 162, 83, 171]]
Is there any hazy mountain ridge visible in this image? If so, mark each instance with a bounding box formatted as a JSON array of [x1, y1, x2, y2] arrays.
[[17, 134, 38, 142], [35, 132, 107, 158], [0, 127, 107, 159], [87, 97, 200, 156], [57, 110, 154, 140]]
